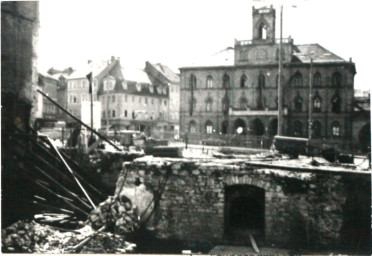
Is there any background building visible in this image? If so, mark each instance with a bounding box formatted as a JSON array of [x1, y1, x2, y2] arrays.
[[145, 61, 180, 139], [179, 5, 356, 151], [97, 58, 170, 138]]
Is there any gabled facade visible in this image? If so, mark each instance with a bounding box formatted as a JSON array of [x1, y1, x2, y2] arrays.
[[179, 5, 356, 151], [97, 58, 170, 138]]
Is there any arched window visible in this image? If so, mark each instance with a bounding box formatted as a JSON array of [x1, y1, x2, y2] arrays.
[[313, 120, 321, 138], [189, 97, 197, 116], [294, 92, 303, 112], [223, 74, 230, 89], [239, 97, 248, 109], [206, 98, 213, 112], [240, 75, 247, 88], [313, 72, 321, 86], [206, 76, 213, 89], [189, 120, 196, 133], [332, 93, 341, 113], [258, 23, 267, 39], [332, 72, 342, 87], [294, 120, 303, 136], [331, 121, 340, 136], [222, 94, 230, 115], [294, 72, 303, 86], [313, 93, 322, 112], [205, 120, 213, 134], [189, 74, 197, 89], [258, 73, 265, 88]]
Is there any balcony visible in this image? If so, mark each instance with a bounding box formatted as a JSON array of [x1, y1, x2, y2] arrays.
[[235, 37, 293, 46]]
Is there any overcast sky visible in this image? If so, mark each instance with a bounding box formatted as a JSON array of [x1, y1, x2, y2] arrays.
[[38, 0, 370, 90]]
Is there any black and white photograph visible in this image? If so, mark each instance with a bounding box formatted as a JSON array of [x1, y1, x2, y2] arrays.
[[1, 0, 371, 254]]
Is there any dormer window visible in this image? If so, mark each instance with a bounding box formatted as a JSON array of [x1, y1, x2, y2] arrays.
[[162, 86, 167, 95], [103, 76, 115, 91], [149, 85, 154, 93]]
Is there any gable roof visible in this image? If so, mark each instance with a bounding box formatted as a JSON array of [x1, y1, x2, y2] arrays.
[[67, 60, 109, 80], [121, 66, 151, 84], [148, 62, 180, 83], [292, 44, 346, 63]]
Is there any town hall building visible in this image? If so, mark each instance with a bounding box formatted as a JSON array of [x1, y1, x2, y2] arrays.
[[179, 5, 356, 151]]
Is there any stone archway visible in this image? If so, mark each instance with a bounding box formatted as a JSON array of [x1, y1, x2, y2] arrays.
[[233, 118, 246, 134], [222, 120, 229, 134], [224, 185, 265, 244], [359, 122, 371, 153], [249, 118, 265, 136]]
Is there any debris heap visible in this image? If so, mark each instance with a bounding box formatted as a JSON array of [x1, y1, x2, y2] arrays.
[[88, 195, 140, 235], [1, 220, 136, 253]]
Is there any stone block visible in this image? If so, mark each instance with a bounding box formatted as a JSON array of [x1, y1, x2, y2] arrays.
[[192, 169, 200, 175]]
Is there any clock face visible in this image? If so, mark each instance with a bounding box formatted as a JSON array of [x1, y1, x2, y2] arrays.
[[256, 49, 268, 60]]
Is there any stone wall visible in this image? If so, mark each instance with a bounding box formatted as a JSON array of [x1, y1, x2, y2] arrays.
[[115, 157, 370, 252]]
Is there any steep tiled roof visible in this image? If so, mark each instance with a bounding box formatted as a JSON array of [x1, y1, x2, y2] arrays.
[[149, 62, 180, 83], [293, 44, 345, 63], [68, 60, 109, 80], [121, 66, 151, 84]]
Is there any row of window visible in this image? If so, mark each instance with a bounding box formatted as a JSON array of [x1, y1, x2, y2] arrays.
[[102, 110, 166, 120], [102, 77, 168, 95], [68, 94, 97, 103], [188, 92, 341, 114], [101, 94, 168, 106], [294, 92, 341, 113], [188, 71, 344, 89], [187, 119, 342, 137], [68, 80, 98, 90]]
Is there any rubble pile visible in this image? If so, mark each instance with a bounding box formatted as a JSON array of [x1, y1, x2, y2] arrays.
[[88, 195, 140, 235], [1, 220, 136, 253]]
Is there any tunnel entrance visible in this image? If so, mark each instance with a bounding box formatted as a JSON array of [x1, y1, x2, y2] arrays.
[[224, 185, 265, 244]]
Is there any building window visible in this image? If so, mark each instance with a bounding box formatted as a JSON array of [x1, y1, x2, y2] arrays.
[[124, 110, 127, 117], [239, 97, 248, 109], [313, 93, 322, 112], [313, 120, 321, 138], [223, 74, 230, 89], [332, 72, 342, 87], [112, 110, 116, 117], [331, 121, 340, 136], [112, 95, 115, 103], [294, 120, 303, 136], [139, 97, 142, 103], [189, 75, 197, 89], [145, 97, 148, 104], [132, 96, 135, 103], [313, 72, 321, 86], [102, 111, 105, 118], [258, 23, 267, 39], [240, 75, 247, 88], [332, 93, 341, 113], [164, 100, 167, 106], [132, 111, 135, 119], [294, 92, 303, 112], [293, 72, 303, 86], [152, 98, 154, 104], [125, 95, 127, 102], [258, 73, 265, 88], [206, 76, 213, 88], [222, 94, 229, 115], [205, 120, 213, 134], [206, 98, 213, 112], [189, 120, 196, 133]]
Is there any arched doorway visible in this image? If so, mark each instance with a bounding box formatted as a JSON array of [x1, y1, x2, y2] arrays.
[[268, 118, 278, 136], [233, 118, 246, 134], [249, 118, 265, 136], [222, 120, 229, 134], [225, 185, 265, 244], [359, 122, 371, 153]]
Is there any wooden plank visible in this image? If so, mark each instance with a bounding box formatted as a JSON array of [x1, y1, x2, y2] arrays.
[[248, 232, 260, 253]]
